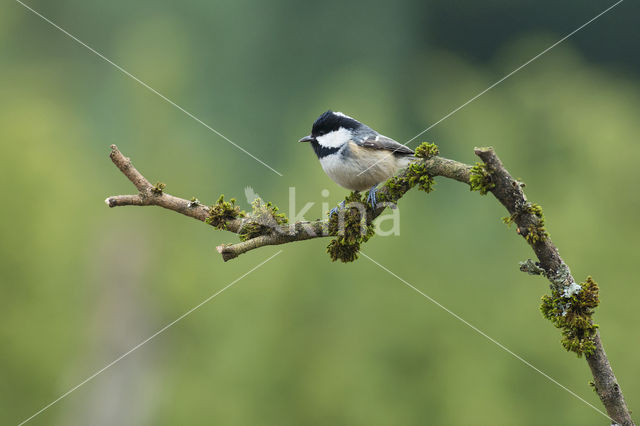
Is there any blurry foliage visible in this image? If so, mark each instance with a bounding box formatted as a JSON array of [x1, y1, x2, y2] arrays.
[[1, 0, 639, 425]]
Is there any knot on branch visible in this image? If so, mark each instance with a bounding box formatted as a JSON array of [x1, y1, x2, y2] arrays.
[[540, 276, 600, 357]]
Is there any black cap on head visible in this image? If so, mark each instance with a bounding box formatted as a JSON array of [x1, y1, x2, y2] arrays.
[[311, 110, 360, 137]]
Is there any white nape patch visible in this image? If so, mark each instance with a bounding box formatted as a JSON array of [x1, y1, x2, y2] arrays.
[[316, 127, 352, 148], [334, 111, 355, 120], [562, 281, 582, 298]]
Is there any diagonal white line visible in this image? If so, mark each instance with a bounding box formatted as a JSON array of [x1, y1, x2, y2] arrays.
[[359, 251, 612, 421], [15, 0, 284, 177], [17, 250, 283, 426], [357, 0, 624, 177], [404, 0, 623, 145]]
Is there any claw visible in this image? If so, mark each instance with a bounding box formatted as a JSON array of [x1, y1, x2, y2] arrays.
[[367, 186, 378, 209], [329, 200, 346, 217]]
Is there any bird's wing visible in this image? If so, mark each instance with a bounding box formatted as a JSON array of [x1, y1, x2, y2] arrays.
[[355, 134, 414, 155]]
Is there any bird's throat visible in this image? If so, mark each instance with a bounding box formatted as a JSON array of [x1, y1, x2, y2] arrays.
[[310, 140, 341, 158]]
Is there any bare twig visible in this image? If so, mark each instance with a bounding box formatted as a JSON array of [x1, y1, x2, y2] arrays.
[[106, 144, 633, 424]]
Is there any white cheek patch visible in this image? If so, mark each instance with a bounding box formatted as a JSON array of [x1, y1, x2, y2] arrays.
[[316, 127, 352, 148]]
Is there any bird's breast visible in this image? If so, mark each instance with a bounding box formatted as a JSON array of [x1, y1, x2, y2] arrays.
[[318, 141, 405, 192]]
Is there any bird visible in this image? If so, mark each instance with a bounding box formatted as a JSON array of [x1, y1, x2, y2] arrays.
[[299, 110, 414, 212]]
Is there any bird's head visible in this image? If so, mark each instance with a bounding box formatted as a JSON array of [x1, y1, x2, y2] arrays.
[[298, 110, 364, 149]]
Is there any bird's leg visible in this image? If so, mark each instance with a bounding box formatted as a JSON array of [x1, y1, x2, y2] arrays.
[[367, 185, 378, 209], [329, 200, 346, 217]]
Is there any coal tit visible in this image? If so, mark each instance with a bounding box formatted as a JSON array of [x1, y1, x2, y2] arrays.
[[299, 110, 414, 209]]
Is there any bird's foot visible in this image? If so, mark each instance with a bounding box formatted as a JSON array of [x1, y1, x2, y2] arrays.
[[367, 186, 378, 209], [329, 200, 346, 217]]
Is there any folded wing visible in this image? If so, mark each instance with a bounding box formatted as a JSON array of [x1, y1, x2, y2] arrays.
[[356, 134, 414, 155]]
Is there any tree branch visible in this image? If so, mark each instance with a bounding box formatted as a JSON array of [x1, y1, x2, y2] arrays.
[[106, 144, 633, 424], [474, 147, 633, 425], [105, 144, 471, 261]]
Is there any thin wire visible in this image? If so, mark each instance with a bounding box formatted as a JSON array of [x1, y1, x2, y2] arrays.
[[356, 0, 624, 177], [360, 251, 612, 421], [15, 0, 284, 177], [17, 250, 283, 426]]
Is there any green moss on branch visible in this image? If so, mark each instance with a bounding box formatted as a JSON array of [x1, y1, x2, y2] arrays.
[[205, 195, 245, 230], [238, 199, 288, 241], [414, 142, 439, 159], [327, 143, 440, 262], [540, 276, 600, 357], [523, 203, 549, 244], [152, 182, 166, 194], [380, 142, 439, 201], [469, 162, 495, 195], [326, 192, 375, 263]]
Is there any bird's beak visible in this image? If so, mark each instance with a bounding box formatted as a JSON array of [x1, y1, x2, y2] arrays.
[[298, 135, 314, 143]]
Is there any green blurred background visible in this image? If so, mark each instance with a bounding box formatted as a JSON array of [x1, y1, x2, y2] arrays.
[[2, 0, 639, 424]]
